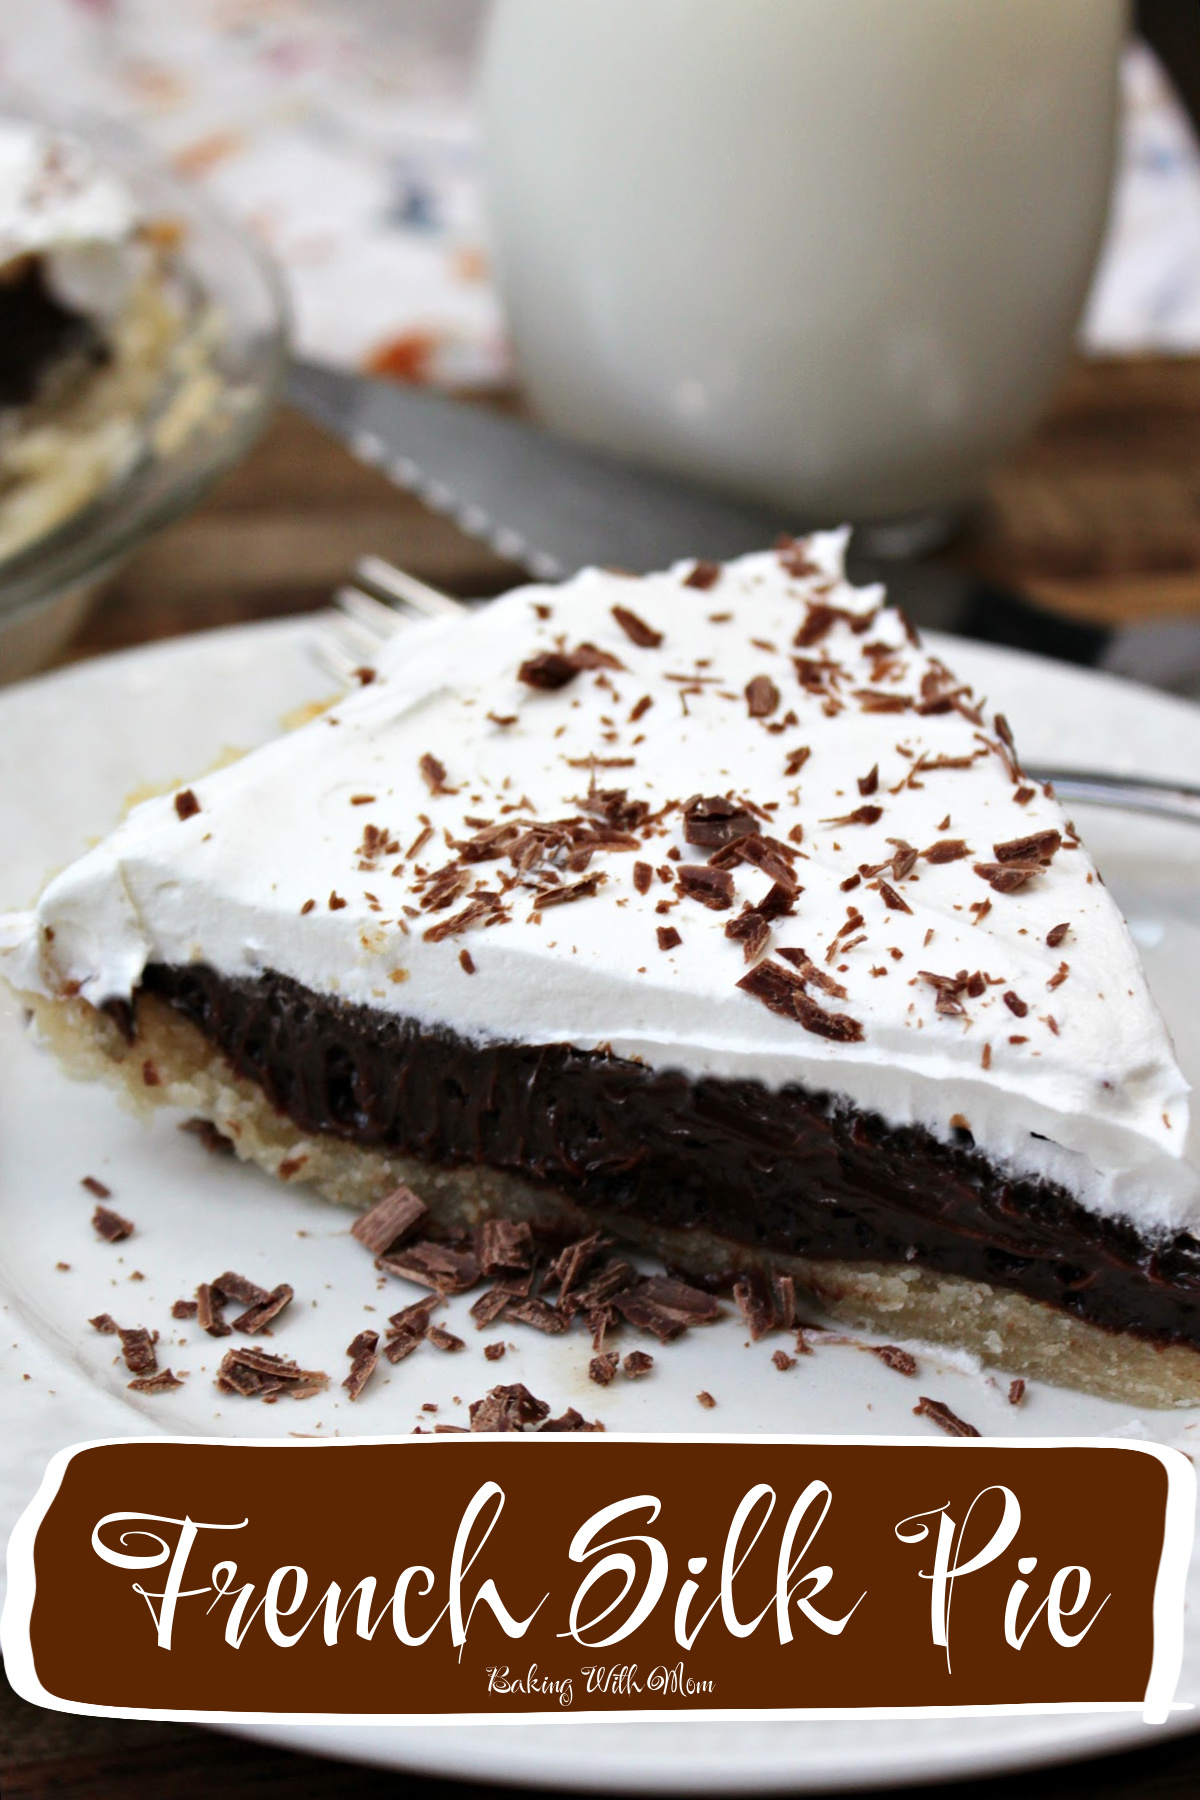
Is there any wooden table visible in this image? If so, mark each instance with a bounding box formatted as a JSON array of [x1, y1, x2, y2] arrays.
[[7, 354, 1200, 1799]]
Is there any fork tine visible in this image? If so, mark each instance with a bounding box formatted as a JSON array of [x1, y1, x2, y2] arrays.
[[334, 585, 406, 639], [309, 624, 363, 686], [355, 555, 466, 619]]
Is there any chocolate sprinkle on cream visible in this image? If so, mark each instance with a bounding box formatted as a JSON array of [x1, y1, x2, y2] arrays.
[[738, 959, 864, 1041], [745, 675, 781, 718], [81, 1175, 111, 1198], [683, 560, 720, 590], [677, 864, 735, 910], [518, 650, 581, 691], [822, 805, 883, 827], [173, 789, 200, 821], [611, 605, 663, 649]]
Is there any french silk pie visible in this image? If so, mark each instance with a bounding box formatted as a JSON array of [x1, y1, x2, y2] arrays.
[[4, 533, 1198, 1405]]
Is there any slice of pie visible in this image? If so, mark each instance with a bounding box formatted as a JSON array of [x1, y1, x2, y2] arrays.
[[4, 533, 1197, 1405]]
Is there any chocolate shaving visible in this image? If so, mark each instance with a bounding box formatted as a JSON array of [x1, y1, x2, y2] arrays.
[[822, 805, 883, 827], [876, 880, 911, 914], [589, 1351, 619, 1386], [128, 1369, 184, 1394], [116, 1325, 158, 1375], [476, 1219, 533, 1277], [541, 1407, 605, 1433], [171, 1299, 198, 1320], [351, 1186, 429, 1257], [872, 1345, 918, 1376], [725, 908, 772, 962], [518, 651, 579, 690], [922, 839, 969, 864], [611, 604, 663, 648], [772, 1350, 795, 1372], [419, 753, 456, 796], [857, 765, 879, 796], [745, 675, 780, 718], [633, 860, 653, 894], [469, 1383, 550, 1432], [211, 1271, 270, 1306], [1003, 991, 1028, 1018], [913, 1395, 980, 1437], [615, 1275, 721, 1343], [623, 1351, 654, 1378], [196, 1284, 231, 1338], [532, 873, 606, 910], [543, 1232, 606, 1304], [92, 1205, 133, 1243], [89, 1313, 119, 1335], [994, 829, 1061, 864], [683, 560, 720, 590], [343, 1331, 380, 1400], [732, 1272, 778, 1342], [505, 1296, 571, 1335], [794, 602, 854, 648], [81, 1175, 111, 1198], [657, 925, 682, 951], [470, 1287, 515, 1329], [383, 1329, 427, 1364], [1008, 1378, 1026, 1407], [683, 794, 761, 849], [388, 1298, 437, 1336], [775, 947, 847, 999], [973, 861, 1043, 894], [173, 788, 200, 821], [484, 1341, 506, 1362], [377, 1241, 480, 1294], [231, 1284, 294, 1335], [737, 959, 863, 1041], [676, 864, 735, 910], [216, 1346, 329, 1401], [918, 970, 971, 1016], [1046, 922, 1070, 948], [427, 1324, 465, 1352]]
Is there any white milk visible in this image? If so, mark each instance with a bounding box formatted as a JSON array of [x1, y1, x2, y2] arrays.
[[481, 0, 1125, 526]]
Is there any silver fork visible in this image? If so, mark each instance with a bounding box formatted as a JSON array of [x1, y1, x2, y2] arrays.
[[316, 556, 1200, 829]]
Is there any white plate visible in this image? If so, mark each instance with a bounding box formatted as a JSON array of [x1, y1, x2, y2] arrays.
[[3, 618, 1200, 1792]]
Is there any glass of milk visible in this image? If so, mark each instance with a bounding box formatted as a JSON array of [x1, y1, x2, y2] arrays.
[[481, 0, 1125, 532]]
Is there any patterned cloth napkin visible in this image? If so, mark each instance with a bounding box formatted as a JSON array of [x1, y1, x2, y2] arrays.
[[0, 0, 1195, 383]]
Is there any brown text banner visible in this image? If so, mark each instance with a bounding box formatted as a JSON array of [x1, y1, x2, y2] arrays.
[[2, 1435, 1192, 1723]]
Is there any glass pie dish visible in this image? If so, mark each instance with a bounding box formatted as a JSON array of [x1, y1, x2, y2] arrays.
[[0, 104, 288, 683]]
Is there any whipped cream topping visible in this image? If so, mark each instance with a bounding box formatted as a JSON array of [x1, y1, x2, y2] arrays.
[[4, 533, 1194, 1235], [0, 118, 140, 324]]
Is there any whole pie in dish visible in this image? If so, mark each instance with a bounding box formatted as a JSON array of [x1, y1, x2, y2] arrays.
[[0, 117, 188, 563], [4, 533, 1197, 1405]]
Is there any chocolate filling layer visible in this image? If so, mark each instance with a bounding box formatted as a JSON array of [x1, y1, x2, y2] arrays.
[[0, 257, 103, 410], [139, 962, 1200, 1350]]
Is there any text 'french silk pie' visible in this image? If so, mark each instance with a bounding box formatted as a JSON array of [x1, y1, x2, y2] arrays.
[[3, 531, 1197, 1405]]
